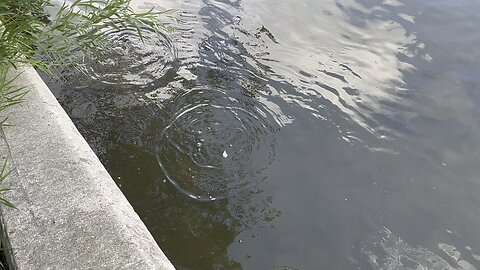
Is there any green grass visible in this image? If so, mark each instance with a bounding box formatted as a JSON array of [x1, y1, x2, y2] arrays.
[[0, 0, 170, 207], [1, 0, 171, 73], [0, 1, 170, 267]]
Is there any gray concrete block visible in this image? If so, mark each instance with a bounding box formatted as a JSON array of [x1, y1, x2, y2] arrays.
[[0, 66, 175, 270]]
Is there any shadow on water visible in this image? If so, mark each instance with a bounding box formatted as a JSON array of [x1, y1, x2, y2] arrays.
[[42, 0, 480, 269]]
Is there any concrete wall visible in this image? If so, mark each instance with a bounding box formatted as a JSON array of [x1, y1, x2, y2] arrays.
[[0, 66, 175, 270]]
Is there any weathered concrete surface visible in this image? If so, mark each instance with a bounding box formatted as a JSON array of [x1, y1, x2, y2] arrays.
[[0, 66, 175, 270]]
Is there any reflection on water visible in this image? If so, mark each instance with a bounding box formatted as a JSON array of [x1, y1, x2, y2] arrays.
[[238, 0, 421, 135], [42, 0, 480, 269], [356, 228, 477, 270]]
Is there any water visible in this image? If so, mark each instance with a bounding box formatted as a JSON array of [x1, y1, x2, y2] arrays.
[[43, 0, 480, 269]]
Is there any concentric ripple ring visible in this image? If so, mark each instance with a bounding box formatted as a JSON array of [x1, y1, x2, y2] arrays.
[[155, 88, 276, 201], [84, 26, 177, 87]]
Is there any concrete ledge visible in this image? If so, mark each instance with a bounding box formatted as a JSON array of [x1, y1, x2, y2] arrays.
[[0, 66, 175, 270]]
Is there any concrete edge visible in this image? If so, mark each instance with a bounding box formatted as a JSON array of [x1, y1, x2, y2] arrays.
[[0, 66, 175, 270]]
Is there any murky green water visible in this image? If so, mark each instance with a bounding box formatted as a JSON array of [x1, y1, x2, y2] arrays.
[[44, 0, 480, 269]]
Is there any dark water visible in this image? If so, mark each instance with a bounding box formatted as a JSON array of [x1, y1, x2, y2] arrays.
[[44, 0, 480, 269]]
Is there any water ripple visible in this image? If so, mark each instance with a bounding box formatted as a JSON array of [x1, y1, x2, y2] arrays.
[[155, 88, 276, 201], [83, 26, 177, 87]]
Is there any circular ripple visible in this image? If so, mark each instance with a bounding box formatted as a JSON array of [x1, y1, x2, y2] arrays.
[[84, 27, 176, 87], [155, 89, 276, 201]]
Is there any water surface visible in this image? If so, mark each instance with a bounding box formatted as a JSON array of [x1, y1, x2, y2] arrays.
[[44, 0, 480, 269]]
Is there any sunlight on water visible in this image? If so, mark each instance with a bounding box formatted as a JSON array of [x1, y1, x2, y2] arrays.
[[134, 0, 437, 151], [357, 228, 477, 270], [241, 0, 420, 132]]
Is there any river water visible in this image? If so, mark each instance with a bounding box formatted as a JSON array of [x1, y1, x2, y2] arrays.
[[44, 0, 480, 269]]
